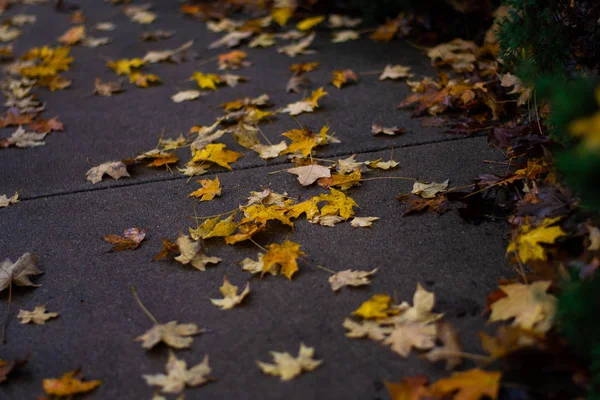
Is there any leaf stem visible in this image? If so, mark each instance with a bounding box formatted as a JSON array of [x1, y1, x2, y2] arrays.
[[132, 287, 159, 325], [316, 265, 336, 274]]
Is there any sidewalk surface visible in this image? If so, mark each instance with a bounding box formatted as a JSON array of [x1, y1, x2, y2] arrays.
[[0, 1, 510, 399]]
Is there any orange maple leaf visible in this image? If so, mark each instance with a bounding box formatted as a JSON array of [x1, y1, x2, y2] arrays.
[[261, 240, 305, 279], [43, 370, 101, 396]]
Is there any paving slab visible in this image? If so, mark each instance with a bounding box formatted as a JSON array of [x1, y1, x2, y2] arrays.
[[1, 0, 450, 198], [1, 139, 510, 399]]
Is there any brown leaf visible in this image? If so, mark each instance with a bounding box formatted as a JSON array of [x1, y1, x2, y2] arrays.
[[423, 321, 462, 370], [0, 357, 28, 383], [397, 194, 449, 216], [152, 239, 180, 261], [102, 227, 146, 251], [28, 116, 64, 134]]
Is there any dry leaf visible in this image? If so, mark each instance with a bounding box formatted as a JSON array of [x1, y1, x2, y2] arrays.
[[152, 239, 180, 262], [384, 322, 437, 357], [317, 169, 361, 190], [329, 269, 377, 291], [311, 215, 345, 227], [93, 78, 123, 97], [343, 318, 392, 341], [1, 127, 46, 148], [58, 25, 85, 45], [331, 69, 358, 89], [0, 253, 42, 293], [210, 276, 250, 310], [43, 370, 101, 396], [350, 217, 379, 228], [218, 50, 249, 70], [328, 14, 361, 28], [411, 180, 449, 199], [385, 376, 431, 400], [102, 227, 146, 251], [289, 62, 319, 73], [506, 217, 566, 263], [174, 234, 221, 271], [209, 30, 252, 49], [271, 7, 294, 26], [143, 353, 212, 394], [286, 74, 309, 93], [135, 321, 203, 349], [86, 160, 130, 184], [249, 33, 275, 48], [251, 141, 288, 159], [143, 41, 193, 64], [95, 22, 115, 31], [332, 30, 359, 43], [188, 177, 222, 201], [172, 90, 204, 103], [0, 192, 19, 208], [141, 30, 175, 41], [17, 305, 58, 324], [277, 32, 316, 57], [371, 123, 405, 136], [384, 283, 443, 325], [136, 149, 178, 167], [190, 214, 239, 240], [10, 14, 36, 26], [397, 194, 449, 216], [191, 143, 243, 170], [0, 26, 22, 42], [257, 343, 321, 381], [429, 369, 501, 400], [424, 321, 462, 370], [353, 294, 396, 319], [261, 240, 305, 279], [379, 64, 412, 80], [287, 164, 331, 186], [296, 16, 325, 31], [0, 357, 28, 383], [365, 159, 399, 170]]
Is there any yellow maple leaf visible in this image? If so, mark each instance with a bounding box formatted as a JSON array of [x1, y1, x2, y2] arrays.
[[331, 69, 358, 89], [569, 87, 600, 152], [309, 87, 328, 107], [261, 240, 305, 279], [296, 15, 325, 31], [224, 222, 264, 244], [353, 294, 396, 319], [271, 7, 294, 26], [287, 197, 321, 220], [191, 143, 243, 170], [43, 370, 102, 396], [506, 217, 566, 263], [129, 72, 160, 88], [211, 276, 250, 310], [190, 71, 221, 90], [190, 214, 239, 240], [318, 169, 361, 190], [241, 203, 293, 227], [107, 58, 145, 75], [188, 177, 221, 201], [430, 369, 501, 400], [318, 188, 358, 219], [280, 125, 327, 158], [290, 62, 320, 73]]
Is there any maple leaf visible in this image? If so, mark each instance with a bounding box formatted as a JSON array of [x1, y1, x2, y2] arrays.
[[1, 127, 46, 148], [261, 240, 305, 279], [188, 177, 222, 201], [240, 254, 272, 275], [507, 217, 566, 263], [0, 192, 19, 208], [224, 222, 265, 245], [190, 214, 239, 240], [343, 318, 392, 341], [210, 276, 250, 310], [129, 72, 161, 88], [271, 7, 294, 26], [365, 159, 399, 170], [353, 294, 396, 319], [427, 38, 478, 73], [489, 281, 556, 332], [29, 116, 63, 134], [329, 269, 377, 291], [383, 283, 443, 325], [331, 69, 358, 89], [123, 4, 156, 24], [217, 50, 249, 70], [397, 194, 449, 216], [429, 369, 501, 400], [43, 370, 102, 396], [370, 17, 404, 41], [424, 321, 462, 370], [209, 30, 252, 49], [152, 239, 180, 261], [296, 15, 325, 31], [328, 14, 362, 28], [277, 32, 316, 57], [86, 160, 130, 184], [379, 64, 412, 80], [143, 41, 194, 64], [371, 123, 405, 136], [143, 353, 212, 394], [241, 203, 293, 228], [135, 321, 203, 349], [280, 125, 327, 157], [246, 188, 290, 207], [332, 30, 359, 43], [107, 58, 145, 75], [251, 141, 288, 159], [249, 33, 276, 48], [289, 62, 319, 73], [257, 343, 321, 381], [384, 322, 437, 357], [0, 357, 28, 384], [0, 25, 21, 42], [0, 253, 42, 293], [191, 143, 243, 170], [411, 180, 449, 198], [318, 169, 361, 190], [102, 227, 146, 251], [58, 25, 85, 45], [93, 77, 123, 97], [171, 90, 204, 103], [385, 376, 431, 400], [318, 188, 358, 219], [17, 305, 58, 324], [350, 217, 379, 227], [174, 234, 221, 271], [287, 164, 331, 186], [287, 197, 322, 221]]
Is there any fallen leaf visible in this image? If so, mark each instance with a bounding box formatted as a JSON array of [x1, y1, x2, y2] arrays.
[[297, 16, 325, 31], [209, 30, 252, 49], [331, 69, 358, 89], [289, 62, 319, 73], [385, 282, 444, 325], [329, 269, 377, 291], [143, 41, 193, 64], [506, 217, 566, 263], [0, 357, 28, 383], [136, 321, 203, 349], [1, 126, 46, 148], [365, 159, 399, 170], [277, 32, 316, 57], [70, 10, 85, 24], [191, 143, 243, 170], [174, 234, 221, 271], [0, 253, 42, 293], [271, 7, 294, 26], [350, 217, 379, 228], [424, 321, 462, 370], [10, 14, 36, 26], [384, 322, 437, 357], [43, 370, 102, 396], [353, 294, 396, 319], [328, 14, 361, 28], [58, 25, 85, 45], [210, 276, 250, 310], [411, 180, 449, 199], [27, 117, 63, 134], [188, 177, 221, 201], [124, 5, 156, 24], [371, 123, 405, 136], [102, 227, 146, 252], [319, 188, 358, 219], [317, 169, 361, 190], [0, 192, 19, 208], [281, 87, 328, 115], [190, 214, 239, 240], [218, 50, 249, 70], [17, 305, 58, 324], [136, 150, 178, 167], [95, 22, 115, 31], [220, 73, 247, 88], [261, 240, 305, 279], [489, 281, 556, 332], [332, 30, 359, 43], [249, 33, 276, 48], [93, 78, 123, 97], [286, 73, 309, 93], [189, 72, 221, 90], [172, 90, 204, 103], [379, 64, 412, 80], [141, 30, 175, 41], [311, 215, 345, 227], [0, 25, 21, 42], [86, 160, 130, 184], [343, 318, 392, 341], [251, 141, 288, 159], [385, 376, 431, 400], [152, 239, 180, 261], [143, 353, 212, 394], [82, 36, 111, 48], [287, 164, 331, 186], [107, 58, 145, 75], [257, 343, 321, 381], [429, 369, 501, 400], [397, 194, 449, 216], [427, 38, 478, 73]]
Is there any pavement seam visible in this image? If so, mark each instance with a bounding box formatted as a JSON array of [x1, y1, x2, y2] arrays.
[[16, 134, 483, 202]]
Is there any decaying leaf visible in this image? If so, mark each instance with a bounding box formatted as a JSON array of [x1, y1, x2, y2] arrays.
[[329, 269, 377, 291], [143, 353, 212, 394], [135, 321, 203, 350], [506, 217, 566, 263], [102, 227, 146, 251], [174, 234, 221, 271], [43, 370, 102, 397], [489, 281, 556, 333], [0, 253, 42, 293], [86, 160, 130, 184], [93, 78, 123, 97], [287, 164, 331, 186], [261, 240, 305, 280], [152, 239, 180, 261], [1, 127, 46, 148], [0, 192, 19, 208], [411, 180, 449, 198], [350, 217, 379, 228], [397, 194, 449, 216], [188, 177, 222, 201], [17, 305, 58, 324], [343, 318, 392, 341], [429, 369, 501, 400], [383, 322, 437, 357], [371, 123, 404, 136], [331, 69, 358, 89], [257, 343, 322, 381], [210, 276, 250, 310]]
